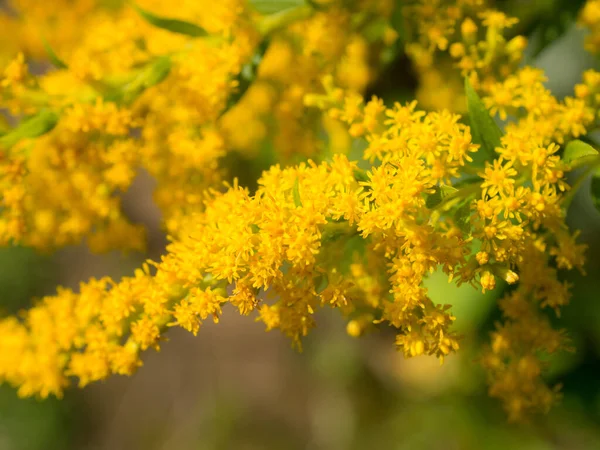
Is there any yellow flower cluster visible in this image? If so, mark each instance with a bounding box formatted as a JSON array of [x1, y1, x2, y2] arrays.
[[1, 0, 398, 247], [483, 67, 596, 142], [580, 0, 600, 53], [1, 66, 588, 416], [0, 0, 597, 423], [1, 0, 254, 249], [0, 141, 463, 397], [476, 76, 592, 420], [221, 0, 398, 161], [0, 0, 104, 63], [402, 0, 526, 111]]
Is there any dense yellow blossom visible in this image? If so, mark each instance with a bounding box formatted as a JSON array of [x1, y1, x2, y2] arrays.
[[1, 0, 398, 246], [1, 74, 588, 416], [0, 0, 598, 424], [402, 0, 526, 111]]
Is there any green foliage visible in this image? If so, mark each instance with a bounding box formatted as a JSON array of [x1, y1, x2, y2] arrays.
[[130, 2, 207, 37], [314, 272, 329, 294], [115, 55, 172, 104], [353, 168, 370, 183], [464, 77, 503, 167], [293, 177, 303, 207], [453, 201, 472, 234], [527, 0, 587, 57], [255, 1, 313, 35], [249, 0, 306, 14], [563, 139, 599, 166], [562, 140, 600, 212], [591, 169, 600, 213], [341, 233, 367, 275], [426, 185, 459, 209], [0, 110, 59, 149], [225, 41, 269, 113], [40, 37, 68, 69], [0, 248, 70, 450], [0, 246, 54, 313], [0, 386, 72, 450]]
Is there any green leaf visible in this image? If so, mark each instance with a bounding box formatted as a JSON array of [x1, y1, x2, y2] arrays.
[[293, 177, 302, 207], [426, 185, 458, 209], [341, 234, 367, 275], [256, 2, 313, 35], [465, 77, 503, 166], [109, 56, 172, 104], [141, 55, 172, 87], [250, 224, 260, 234], [0, 110, 59, 149], [353, 169, 370, 184], [321, 221, 353, 245], [223, 40, 269, 113], [130, 2, 207, 37], [41, 37, 68, 69], [591, 170, 600, 213], [250, 0, 305, 14], [563, 139, 599, 166], [314, 273, 329, 294], [453, 201, 472, 235], [389, 2, 405, 44]]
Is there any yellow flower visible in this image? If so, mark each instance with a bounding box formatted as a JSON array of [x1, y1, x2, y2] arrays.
[[0, 0, 593, 424]]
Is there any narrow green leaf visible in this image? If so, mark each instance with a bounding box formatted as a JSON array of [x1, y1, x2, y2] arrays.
[[41, 37, 68, 69], [426, 185, 458, 209], [0, 110, 59, 149], [465, 77, 503, 166], [314, 273, 329, 294], [142, 56, 172, 88], [389, 2, 405, 44], [426, 188, 443, 209], [250, 0, 305, 14], [563, 139, 599, 166], [353, 169, 370, 184], [591, 170, 600, 213], [453, 177, 481, 189], [453, 202, 472, 234], [257, 3, 313, 35], [293, 177, 302, 207], [130, 2, 207, 37], [223, 40, 269, 113], [110, 56, 172, 104]]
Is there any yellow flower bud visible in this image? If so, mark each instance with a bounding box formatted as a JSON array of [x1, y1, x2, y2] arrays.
[[480, 271, 496, 292], [461, 18, 478, 38]]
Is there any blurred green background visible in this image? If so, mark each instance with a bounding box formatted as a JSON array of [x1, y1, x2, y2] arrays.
[[3, 2, 600, 449]]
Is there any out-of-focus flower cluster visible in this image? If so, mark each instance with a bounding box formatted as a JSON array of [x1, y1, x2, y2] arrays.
[[0, 0, 397, 247], [401, 0, 527, 111], [1, 0, 599, 423]]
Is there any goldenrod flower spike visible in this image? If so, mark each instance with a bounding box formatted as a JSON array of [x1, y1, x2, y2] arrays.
[[0, 0, 598, 423]]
